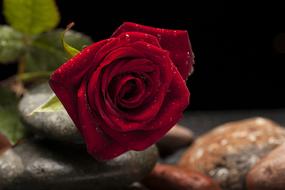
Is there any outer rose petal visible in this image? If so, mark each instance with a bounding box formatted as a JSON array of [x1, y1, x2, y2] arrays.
[[49, 40, 109, 131], [77, 81, 127, 160], [112, 22, 194, 80], [92, 31, 161, 65]]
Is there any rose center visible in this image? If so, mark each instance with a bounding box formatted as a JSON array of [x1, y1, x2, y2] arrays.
[[108, 74, 147, 109], [120, 79, 138, 100]]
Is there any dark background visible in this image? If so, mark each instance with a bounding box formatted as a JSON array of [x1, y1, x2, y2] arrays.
[[1, 1, 285, 111]]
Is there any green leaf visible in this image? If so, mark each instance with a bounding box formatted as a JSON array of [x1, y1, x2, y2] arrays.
[[62, 37, 80, 57], [0, 87, 26, 145], [62, 23, 80, 57], [3, 0, 60, 35], [25, 29, 92, 72], [30, 94, 63, 115], [0, 25, 24, 63]]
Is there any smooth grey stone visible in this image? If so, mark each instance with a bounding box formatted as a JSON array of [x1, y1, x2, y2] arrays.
[[18, 83, 81, 142], [157, 124, 194, 156], [0, 140, 158, 190]]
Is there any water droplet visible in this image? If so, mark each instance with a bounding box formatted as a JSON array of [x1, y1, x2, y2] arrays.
[[157, 34, 162, 40]]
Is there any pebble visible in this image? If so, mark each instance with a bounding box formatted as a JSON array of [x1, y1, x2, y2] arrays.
[[179, 117, 285, 190], [157, 124, 194, 156], [0, 139, 158, 190], [18, 83, 81, 143], [246, 143, 285, 190], [143, 163, 221, 190]]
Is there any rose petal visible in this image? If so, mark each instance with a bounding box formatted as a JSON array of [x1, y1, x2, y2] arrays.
[[77, 81, 128, 160], [93, 31, 161, 65], [49, 40, 109, 131], [118, 31, 161, 48], [112, 22, 194, 80]]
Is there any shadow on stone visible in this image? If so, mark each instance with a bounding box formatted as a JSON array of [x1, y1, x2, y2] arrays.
[[0, 139, 158, 190]]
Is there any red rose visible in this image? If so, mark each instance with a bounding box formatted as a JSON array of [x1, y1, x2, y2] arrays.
[[49, 22, 194, 160]]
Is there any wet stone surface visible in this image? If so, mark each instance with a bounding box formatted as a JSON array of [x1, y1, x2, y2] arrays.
[[18, 83, 81, 143], [143, 163, 221, 190], [0, 139, 158, 190], [246, 143, 285, 190], [157, 124, 194, 156]]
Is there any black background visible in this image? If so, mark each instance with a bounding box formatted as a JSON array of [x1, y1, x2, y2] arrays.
[[1, 1, 285, 111]]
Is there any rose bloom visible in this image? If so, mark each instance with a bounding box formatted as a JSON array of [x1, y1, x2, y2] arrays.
[[49, 22, 194, 160]]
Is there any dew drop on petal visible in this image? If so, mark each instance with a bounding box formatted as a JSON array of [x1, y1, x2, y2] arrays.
[[157, 34, 162, 40]]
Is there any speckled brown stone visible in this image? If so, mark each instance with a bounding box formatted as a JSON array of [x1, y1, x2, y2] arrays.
[[246, 143, 285, 190], [143, 163, 221, 190], [179, 117, 285, 190]]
